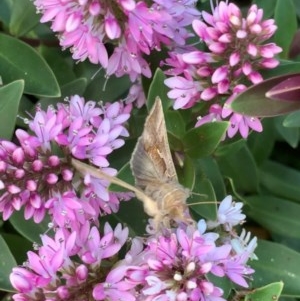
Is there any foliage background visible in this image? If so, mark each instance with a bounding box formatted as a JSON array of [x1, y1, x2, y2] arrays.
[[0, 0, 300, 300]]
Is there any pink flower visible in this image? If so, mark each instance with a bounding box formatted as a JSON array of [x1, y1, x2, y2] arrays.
[[163, 1, 282, 138], [33, 0, 199, 79], [0, 96, 133, 228]]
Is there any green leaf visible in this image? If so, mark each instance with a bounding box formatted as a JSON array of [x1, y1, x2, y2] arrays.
[[165, 110, 186, 138], [15, 95, 35, 128], [283, 110, 300, 127], [83, 68, 131, 102], [274, 0, 297, 59], [1, 233, 32, 265], [197, 157, 226, 201], [250, 240, 300, 296], [179, 155, 195, 190], [217, 144, 259, 193], [0, 0, 12, 26], [183, 122, 229, 158], [189, 178, 217, 220], [38, 78, 88, 111], [247, 119, 276, 166], [147, 68, 171, 110], [110, 198, 148, 236], [9, 0, 39, 37], [274, 115, 299, 148], [259, 160, 300, 203], [0, 80, 24, 140], [9, 210, 50, 243], [0, 235, 17, 292], [40, 46, 76, 85], [231, 73, 300, 117], [245, 282, 284, 301], [245, 195, 300, 239], [0, 33, 60, 97]]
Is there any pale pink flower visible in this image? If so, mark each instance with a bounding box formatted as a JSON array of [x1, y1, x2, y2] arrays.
[[0, 96, 132, 228], [33, 0, 199, 79], [164, 1, 282, 138]]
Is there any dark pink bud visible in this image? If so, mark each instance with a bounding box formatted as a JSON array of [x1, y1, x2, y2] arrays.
[[76, 264, 88, 280], [46, 173, 58, 184], [1, 141, 17, 153], [32, 160, 43, 171], [57, 286, 70, 299], [12, 148, 25, 164], [10, 268, 33, 293], [26, 180, 37, 192], [89, 1, 101, 15], [248, 71, 263, 84], [62, 169, 74, 181], [29, 193, 42, 208], [14, 169, 25, 179], [12, 196, 22, 210], [48, 155, 60, 167], [8, 184, 21, 194]]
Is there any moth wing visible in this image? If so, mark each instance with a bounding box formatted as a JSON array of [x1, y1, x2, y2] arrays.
[[130, 97, 178, 189]]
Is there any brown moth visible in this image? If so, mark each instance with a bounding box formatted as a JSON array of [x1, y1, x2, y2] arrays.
[[72, 97, 191, 229]]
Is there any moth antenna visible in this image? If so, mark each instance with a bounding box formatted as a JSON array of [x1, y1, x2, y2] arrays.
[[187, 201, 220, 206], [190, 191, 208, 197]]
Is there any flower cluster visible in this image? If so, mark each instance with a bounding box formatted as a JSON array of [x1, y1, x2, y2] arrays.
[[0, 95, 132, 228], [33, 0, 200, 81], [10, 196, 257, 301], [164, 1, 282, 138]]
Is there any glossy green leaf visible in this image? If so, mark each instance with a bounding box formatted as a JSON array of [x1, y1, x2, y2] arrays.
[[0, 235, 17, 292], [15, 95, 35, 128], [259, 160, 300, 203], [147, 68, 171, 110], [84, 70, 130, 102], [10, 0, 39, 36], [38, 78, 88, 110], [274, 115, 299, 148], [183, 122, 229, 158], [9, 210, 50, 243], [1, 233, 32, 265], [274, 0, 297, 59], [40, 46, 76, 85], [250, 240, 300, 296], [214, 139, 246, 157], [179, 155, 195, 190], [217, 144, 259, 193], [207, 273, 232, 299], [111, 198, 148, 236], [245, 195, 300, 239], [0, 0, 12, 26], [231, 74, 300, 117], [248, 119, 276, 165], [0, 34, 60, 97], [245, 282, 283, 301], [283, 110, 300, 127], [0, 80, 24, 139], [165, 110, 186, 138]]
